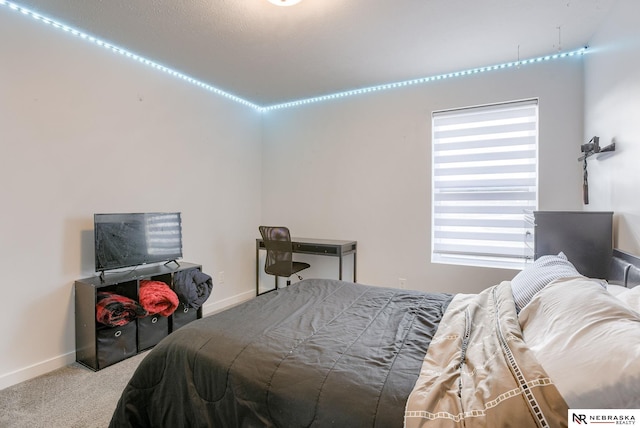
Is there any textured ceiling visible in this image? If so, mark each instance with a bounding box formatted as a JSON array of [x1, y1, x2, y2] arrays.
[[8, 0, 616, 106]]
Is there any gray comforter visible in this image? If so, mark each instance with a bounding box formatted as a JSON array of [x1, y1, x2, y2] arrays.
[[109, 279, 452, 427]]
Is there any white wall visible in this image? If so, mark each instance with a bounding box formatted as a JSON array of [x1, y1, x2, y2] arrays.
[[262, 58, 585, 294], [584, 0, 640, 254], [0, 10, 262, 388]]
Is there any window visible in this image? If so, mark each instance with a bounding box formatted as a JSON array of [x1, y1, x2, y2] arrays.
[[431, 99, 538, 270]]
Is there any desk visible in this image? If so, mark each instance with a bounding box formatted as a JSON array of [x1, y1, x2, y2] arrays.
[[256, 237, 357, 296]]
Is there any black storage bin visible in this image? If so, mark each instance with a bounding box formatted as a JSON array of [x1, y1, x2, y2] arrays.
[[96, 321, 137, 369], [138, 314, 169, 350], [171, 302, 198, 331]]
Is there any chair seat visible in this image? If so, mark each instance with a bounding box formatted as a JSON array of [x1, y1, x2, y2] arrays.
[[291, 261, 311, 275], [266, 261, 311, 277]]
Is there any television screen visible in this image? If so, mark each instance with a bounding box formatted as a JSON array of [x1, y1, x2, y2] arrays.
[[94, 212, 183, 272]]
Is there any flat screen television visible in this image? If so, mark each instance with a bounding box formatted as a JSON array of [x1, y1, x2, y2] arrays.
[[94, 212, 183, 272]]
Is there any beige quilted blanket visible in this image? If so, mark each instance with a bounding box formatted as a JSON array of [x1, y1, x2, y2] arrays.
[[404, 281, 568, 428]]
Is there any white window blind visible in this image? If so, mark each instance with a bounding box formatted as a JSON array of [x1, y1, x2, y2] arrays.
[[431, 99, 538, 270]]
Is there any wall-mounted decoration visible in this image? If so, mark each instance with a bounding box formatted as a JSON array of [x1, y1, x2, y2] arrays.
[[578, 136, 616, 204]]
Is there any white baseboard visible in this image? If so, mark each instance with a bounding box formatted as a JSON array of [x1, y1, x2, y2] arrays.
[[0, 351, 76, 391], [202, 289, 255, 316], [0, 289, 255, 391]]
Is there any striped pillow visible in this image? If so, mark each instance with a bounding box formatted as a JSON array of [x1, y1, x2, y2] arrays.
[[511, 252, 582, 312]]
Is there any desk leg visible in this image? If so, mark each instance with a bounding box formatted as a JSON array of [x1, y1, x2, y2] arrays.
[[257, 245, 280, 295], [256, 244, 260, 296], [338, 254, 343, 280], [353, 252, 357, 283]]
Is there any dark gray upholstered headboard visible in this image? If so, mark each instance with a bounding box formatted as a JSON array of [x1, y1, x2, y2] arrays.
[[609, 249, 640, 288]]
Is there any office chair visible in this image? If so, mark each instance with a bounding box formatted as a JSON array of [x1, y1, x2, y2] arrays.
[[259, 226, 310, 289]]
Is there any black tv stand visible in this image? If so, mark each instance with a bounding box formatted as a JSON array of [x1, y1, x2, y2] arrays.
[[75, 262, 202, 371], [164, 259, 180, 268]]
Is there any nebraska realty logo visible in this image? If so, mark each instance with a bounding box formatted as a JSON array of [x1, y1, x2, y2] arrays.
[[569, 409, 639, 426]]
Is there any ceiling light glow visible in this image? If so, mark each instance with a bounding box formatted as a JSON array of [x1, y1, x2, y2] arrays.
[[1, 0, 586, 113], [267, 0, 302, 6]]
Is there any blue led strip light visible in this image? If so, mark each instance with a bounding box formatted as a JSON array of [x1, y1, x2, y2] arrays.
[[0, 0, 261, 110], [263, 47, 588, 111], [2, 0, 586, 112]]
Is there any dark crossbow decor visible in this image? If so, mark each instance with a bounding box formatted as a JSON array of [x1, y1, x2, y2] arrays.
[[578, 136, 616, 204]]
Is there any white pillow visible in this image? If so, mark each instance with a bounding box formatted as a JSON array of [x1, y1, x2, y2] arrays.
[[519, 277, 640, 409], [606, 283, 630, 296], [616, 286, 640, 313], [511, 252, 583, 311]]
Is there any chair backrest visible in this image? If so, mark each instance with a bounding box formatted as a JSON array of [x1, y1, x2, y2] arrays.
[[259, 226, 294, 276]]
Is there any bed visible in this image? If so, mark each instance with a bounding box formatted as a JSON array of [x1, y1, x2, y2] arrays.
[[109, 249, 640, 428]]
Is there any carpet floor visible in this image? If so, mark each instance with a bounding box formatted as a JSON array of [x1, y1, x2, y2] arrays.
[[0, 351, 147, 428]]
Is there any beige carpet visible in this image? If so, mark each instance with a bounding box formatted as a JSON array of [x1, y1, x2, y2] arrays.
[[0, 351, 148, 428]]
